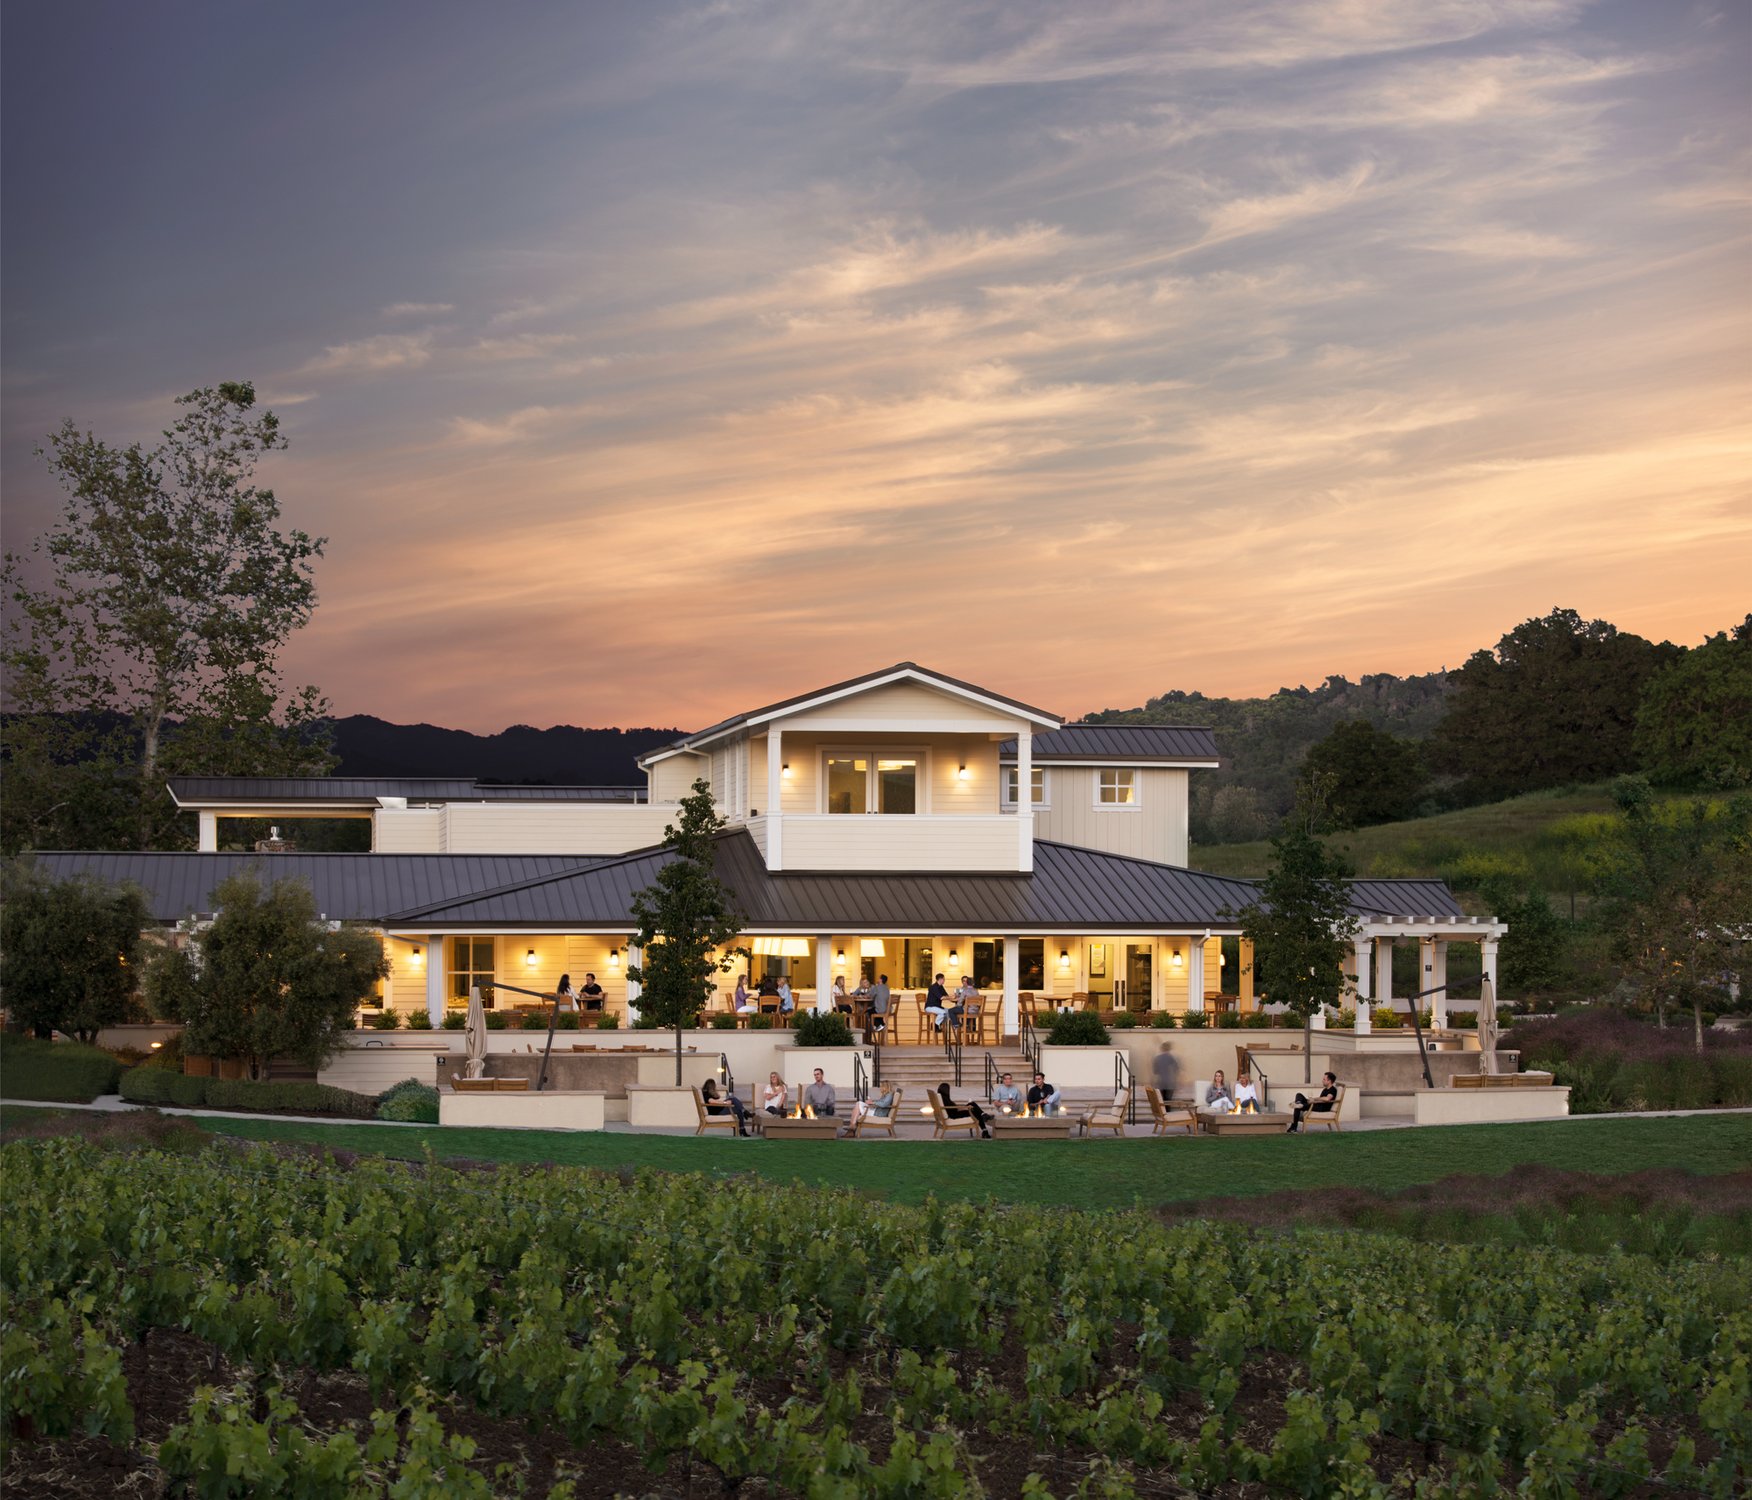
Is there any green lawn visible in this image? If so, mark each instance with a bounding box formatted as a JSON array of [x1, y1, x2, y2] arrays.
[[74, 1108, 1752, 1211]]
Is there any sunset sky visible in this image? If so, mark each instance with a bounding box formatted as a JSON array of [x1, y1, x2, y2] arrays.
[[3, 1, 1747, 732]]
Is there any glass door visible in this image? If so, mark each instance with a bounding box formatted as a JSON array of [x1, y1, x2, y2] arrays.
[[823, 753, 920, 813], [1125, 943, 1153, 1011], [875, 758, 918, 814], [826, 756, 867, 814]]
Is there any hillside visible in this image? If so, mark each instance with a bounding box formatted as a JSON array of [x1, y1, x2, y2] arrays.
[[328, 716, 682, 784]]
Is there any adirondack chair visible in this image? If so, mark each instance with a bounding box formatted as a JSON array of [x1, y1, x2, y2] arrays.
[[927, 1091, 978, 1140], [849, 1087, 903, 1138], [1078, 1088, 1129, 1137], [1144, 1086, 1197, 1136]]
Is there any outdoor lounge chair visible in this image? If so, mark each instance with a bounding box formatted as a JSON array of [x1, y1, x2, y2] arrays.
[[1302, 1083, 1347, 1132], [848, 1087, 903, 1137], [1078, 1088, 1130, 1137], [692, 1086, 739, 1136], [927, 1091, 978, 1140], [1144, 1086, 1197, 1136]]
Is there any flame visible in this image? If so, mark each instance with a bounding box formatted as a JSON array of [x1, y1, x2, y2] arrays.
[[803, 1105, 815, 1119]]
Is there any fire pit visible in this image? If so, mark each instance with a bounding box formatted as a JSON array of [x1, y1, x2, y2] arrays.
[[990, 1114, 1073, 1140], [760, 1114, 842, 1140], [1203, 1112, 1292, 1136]]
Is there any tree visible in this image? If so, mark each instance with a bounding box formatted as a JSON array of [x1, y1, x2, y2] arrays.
[[1476, 875, 1571, 997], [2, 382, 332, 854], [1592, 777, 1751, 1051], [0, 863, 149, 1041], [144, 868, 386, 1079], [1634, 617, 1752, 789], [1298, 719, 1427, 826], [1236, 780, 1360, 1078], [626, 779, 742, 1084], [1431, 608, 1679, 801], [1202, 785, 1272, 845]]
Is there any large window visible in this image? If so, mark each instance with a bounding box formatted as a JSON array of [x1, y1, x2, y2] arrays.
[[900, 939, 934, 989], [822, 752, 922, 814], [969, 939, 1046, 989], [449, 936, 495, 1006], [1097, 768, 1137, 806], [1003, 768, 1049, 807]]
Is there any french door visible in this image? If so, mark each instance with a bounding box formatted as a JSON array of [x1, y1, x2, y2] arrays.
[[823, 754, 921, 814]]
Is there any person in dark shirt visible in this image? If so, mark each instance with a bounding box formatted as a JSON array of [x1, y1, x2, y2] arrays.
[[578, 972, 605, 1012], [1288, 1073, 1339, 1133], [936, 1082, 991, 1137], [1026, 1071, 1061, 1116], [700, 1079, 750, 1136]]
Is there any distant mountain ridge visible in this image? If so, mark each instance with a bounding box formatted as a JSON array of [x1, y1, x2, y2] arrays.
[[328, 716, 683, 785]]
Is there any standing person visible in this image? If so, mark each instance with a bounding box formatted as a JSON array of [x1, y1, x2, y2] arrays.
[[553, 973, 578, 1012], [869, 974, 891, 1037], [992, 1072, 1024, 1113], [762, 1071, 788, 1115], [578, 973, 606, 1012], [803, 1068, 837, 1116], [1288, 1073, 1339, 1133], [1150, 1042, 1178, 1101], [1204, 1070, 1235, 1114], [1026, 1072, 1060, 1116], [936, 1082, 991, 1137], [700, 1079, 750, 1136]]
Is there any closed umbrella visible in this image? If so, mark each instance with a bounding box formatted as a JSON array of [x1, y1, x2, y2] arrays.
[[463, 986, 488, 1080], [1477, 977, 1499, 1077]]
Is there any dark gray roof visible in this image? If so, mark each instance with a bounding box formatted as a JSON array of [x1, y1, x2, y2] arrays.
[[32, 853, 601, 923], [999, 725, 1220, 763], [1349, 879, 1468, 920], [167, 777, 643, 805], [641, 662, 1061, 762]]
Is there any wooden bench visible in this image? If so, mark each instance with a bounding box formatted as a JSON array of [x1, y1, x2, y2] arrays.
[[1452, 1071, 1554, 1089], [452, 1077, 529, 1093]]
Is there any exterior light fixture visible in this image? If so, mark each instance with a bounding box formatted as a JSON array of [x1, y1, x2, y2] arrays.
[[608, 948, 621, 969], [948, 949, 960, 967], [1170, 949, 1184, 968], [525, 948, 537, 967], [782, 762, 792, 776], [1058, 949, 1070, 969], [957, 763, 968, 780], [410, 946, 423, 967], [834, 948, 846, 965]]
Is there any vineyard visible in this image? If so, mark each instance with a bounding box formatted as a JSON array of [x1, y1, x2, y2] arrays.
[[1, 1137, 1746, 1498]]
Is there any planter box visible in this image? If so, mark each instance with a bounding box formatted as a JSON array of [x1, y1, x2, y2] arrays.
[[1037, 1045, 1121, 1088], [1412, 1086, 1570, 1126], [625, 1085, 705, 1128]]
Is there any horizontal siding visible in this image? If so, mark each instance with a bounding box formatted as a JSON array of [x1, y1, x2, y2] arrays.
[[374, 808, 446, 852], [783, 680, 1022, 727], [781, 815, 1022, 872], [440, 804, 675, 854]]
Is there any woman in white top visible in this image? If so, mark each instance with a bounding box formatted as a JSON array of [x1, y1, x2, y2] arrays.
[[831, 974, 849, 1011], [1231, 1068, 1260, 1115], [762, 1071, 788, 1115], [553, 973, 578, 1012]]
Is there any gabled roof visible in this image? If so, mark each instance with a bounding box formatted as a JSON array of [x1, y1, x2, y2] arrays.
[[1349, 879, 1468, 921], [167, 777, 643, 807], [638, 663, 1062, 765], [998, 725, 1220, 765]]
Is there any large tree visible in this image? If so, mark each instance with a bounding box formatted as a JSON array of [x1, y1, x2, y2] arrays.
[[1298, 718, 1427, 827], [1633, 617, 1752, 789], [626, 779, 743, 1085], [0, 862, 149, 1041], [144, 868, 386, 1079], [2, 382, 332, 853], [1592, 777, 1751, 1052], [1431, 608, 1679, 802]]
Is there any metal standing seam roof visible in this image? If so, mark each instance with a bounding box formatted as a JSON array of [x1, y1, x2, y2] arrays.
[[166, 777, 644, 804], [31, 853, 606, 924], [1348, 879, 1468, 920], [998, 725, 1221, 762]]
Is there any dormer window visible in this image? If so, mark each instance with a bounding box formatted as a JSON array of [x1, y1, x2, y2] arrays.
[[824, 753, 921, 814], [1003, 768, 1048, 807], [1097, 769, 1138, 806]]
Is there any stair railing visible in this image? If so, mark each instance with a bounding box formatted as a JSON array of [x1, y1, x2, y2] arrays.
[[1115, 1048, 1136, 1125]]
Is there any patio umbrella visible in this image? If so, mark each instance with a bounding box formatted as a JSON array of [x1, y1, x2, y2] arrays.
[[463, 987, 488, 1080], [1476, 976, 1499, 1076]]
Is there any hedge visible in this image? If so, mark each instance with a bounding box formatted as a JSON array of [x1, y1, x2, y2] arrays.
[[118, 1067, 379, 1118], [0, 1035, 124, 1102], [376, 1077, 440, 1123]]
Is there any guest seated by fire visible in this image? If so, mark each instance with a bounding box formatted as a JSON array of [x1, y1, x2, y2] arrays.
[[700, 1079, 750, 1136], [1025, 1071, 1060, 1116], [762, 1071, 788, 1115], [851, 1086, 897, 1127], [1288, 1073, 1339, 1133], [1203, 1070, 1235, 1113], [936, 1082, 991, 1137], [803, 1068, 837, 1116], [992, 1072, 1024, 1113], [1232, 1068, 1261, 1114]]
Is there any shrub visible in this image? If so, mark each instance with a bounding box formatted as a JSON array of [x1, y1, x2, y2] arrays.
[[632, 1014, 663, 1030], [519, 1011, 548, 1031], [1216, 1011, 1241, 1029], [793, 1011, 855, 1047], [0, 1035, 124, 1102], [369, 1010, 401, 1031], [117, 1067, 380, 1117], [1108, 1011, 1138, 1030], [1241, 1012, 1270, 1029], [710, 1013, 738, 1030], [1045, 1010, 1110, 1046], [554, 1012, 580, 1031], [442, 1012, 467, 1030], [376, 1078, 440, 1123], [748, 1015, 774, 1031], [1508, 1008, 1752, 1113], [1333, 1010, 1357, 1030], [406, 1011, 433, 1031], [1150, 1011, 1176, 1029], [596, 1013, 622, 1030], [119, 1067, 209, 1107], [484, 1011, 509, 1030], [1181, 1011, 1208, 1030], [1449, 1010, 1479, 1029], [0, 866, 149, 1042]]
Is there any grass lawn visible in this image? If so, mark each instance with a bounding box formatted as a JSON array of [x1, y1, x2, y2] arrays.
[[33, 1106, 1741, 1211]]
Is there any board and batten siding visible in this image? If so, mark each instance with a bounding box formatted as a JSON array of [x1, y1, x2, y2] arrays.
[[1030, 767, 1189, 865], [374, 803, 675, 856]]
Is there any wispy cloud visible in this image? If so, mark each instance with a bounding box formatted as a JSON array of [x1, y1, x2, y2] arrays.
[[298, 331, 438, 375], [381, 301, 455, 318]]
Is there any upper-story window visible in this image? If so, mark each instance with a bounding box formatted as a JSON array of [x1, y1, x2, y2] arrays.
[[823, 753, 920, 814], [1097, 769, 1138, 807], [1002, 767, 1049, 807]]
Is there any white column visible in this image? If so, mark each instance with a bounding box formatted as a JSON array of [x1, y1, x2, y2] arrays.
[[1352, 936, 1373, 1033], [625, 942, 643, 1023], [198, 811, 219, 851], [425, 936, 446, 1027], [767, 727, 783, 870], [1422, 937, 1443, 1027], [1016, 728, 1033, 873], [1002, 936, 1020, 1039], [1481, 936, 1499, 992], [1186, 939, 1206, 1017], [814, 934, 833, 1014]]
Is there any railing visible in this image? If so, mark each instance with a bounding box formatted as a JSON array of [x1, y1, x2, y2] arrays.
[[984, 1051, 999, 1103], [942, 1005, 964, 1087], [719, 1051, 736, 1105], [1115, 1049, 1136, 1125], [852, 1050, 870, 1105], [1019, 1014, 1040, 1076], [869, 1036, 881, 1091]]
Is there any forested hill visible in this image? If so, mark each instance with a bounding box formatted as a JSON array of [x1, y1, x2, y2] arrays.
[[1085, 672, 1452, 840], [329, 716, 683, 784]]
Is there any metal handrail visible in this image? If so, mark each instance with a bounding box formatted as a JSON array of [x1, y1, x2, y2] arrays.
[[852, 1050, 869, 1104], [1019, 1013, 1040, 1075], [719, 1051, 736, 1104], [984, 1051, 999, 1102], [1115, 1049, 1136, 1125], [942, 1004, 964, 1087]]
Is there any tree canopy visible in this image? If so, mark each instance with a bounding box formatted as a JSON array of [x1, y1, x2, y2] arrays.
[[1298, 718, 1427, 827], [1633, 617, 1752, 789], [0, 863, 149, 1042], [2, 382, 332, 853]]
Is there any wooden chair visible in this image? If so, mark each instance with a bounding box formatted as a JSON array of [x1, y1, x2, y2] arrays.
[[913, 992, 929, 1044], [849, 1087, 903, 1137], [1018, 992, 1037, 1025], [1144, 1086, 1198, 1136], [1303, 1084, 1347, 1132], [1070, 991, 1091, 1011], [962, 992, 992, 1045], [927, 1091, 978, 1140], [1078, 1088, 1130, 1137], [693, 1086, 739, 1136], [452, 1077, 498, 1093]]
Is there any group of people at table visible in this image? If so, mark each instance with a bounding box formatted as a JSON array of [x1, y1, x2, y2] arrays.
[[699, 1066, 1063, 1138], [731, 971, 989, 1034]]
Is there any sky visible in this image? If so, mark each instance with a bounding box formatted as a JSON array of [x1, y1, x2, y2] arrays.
[[3, 0, 1748, 732]]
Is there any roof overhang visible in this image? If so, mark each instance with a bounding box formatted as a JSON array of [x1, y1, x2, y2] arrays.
[[1000, 756, 1222, 769]]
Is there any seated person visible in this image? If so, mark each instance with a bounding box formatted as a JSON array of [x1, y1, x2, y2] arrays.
[[756, 975, 781, 1011], [761, 1071, 788, 1115], [1289, 1073, 1339, 1133], [925, 973, 960, 1030], [851, 1086, 898, 1127], [578, 972, 606, 1012], [699, 1079, 749, 1136], [553, 972, 578, 1012], [936, 1082, 991, 1137], [802, 1068, 837, 1116], [991, 1072, 1024, 1113], [1203, 1069, 1236, 1114], [777, 978, 794, 1014], [954, 976, 979, 1006], [734, 976, 757, 1015], [1025, 1072, 1061, 1116], [831, 974, 851, 1012], [1232, 1068, 1261, 1115]]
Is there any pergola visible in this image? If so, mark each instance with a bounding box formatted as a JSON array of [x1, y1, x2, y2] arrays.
[[1348, 914, 1509, 1032]]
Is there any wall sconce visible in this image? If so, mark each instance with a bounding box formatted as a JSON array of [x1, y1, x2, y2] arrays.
[[1058, 949, 1070, 970], [1219, 951, 1227, 968], [525, 948, 537, 968], [957, 763, 968, 781], [834, 948, 846, 966], [410, 946, 423, 967], [948, 949, 960, 967], [608, 948, 621, 969], [782, 762, 792, 776], [1170, 948, 1184, 969]]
